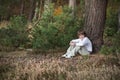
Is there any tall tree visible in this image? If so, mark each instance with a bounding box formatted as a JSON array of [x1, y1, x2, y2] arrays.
[[69, 0, 76, 17], [28, 0, 36, 22], [33, 0, 45, 22], [118, 7, 120, 31], [46, 0, 52, 4], [84, 0, 108, 52], [20, 0, 25, 15]]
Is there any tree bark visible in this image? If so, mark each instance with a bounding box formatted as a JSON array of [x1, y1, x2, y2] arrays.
[[45, 0, 51, 5], [44, 0, 51, 9], [33, 1, 40, 21], [118, 7, 120, 31], [28, 0, 36, 22], [69, 0, 76, 17], [20, 0, 24, 15], [84, 0, 108, 52], [38, 0, 44, 19]]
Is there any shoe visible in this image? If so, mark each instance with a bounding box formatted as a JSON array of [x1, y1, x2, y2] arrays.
[[65, 56, 72, 58], [62, 54, 67, 57]]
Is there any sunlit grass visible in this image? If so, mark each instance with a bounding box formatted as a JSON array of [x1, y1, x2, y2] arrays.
[[0, 21, 9, 29]]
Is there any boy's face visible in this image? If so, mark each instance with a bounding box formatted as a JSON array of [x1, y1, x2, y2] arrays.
[[78, 34, 85, 39]]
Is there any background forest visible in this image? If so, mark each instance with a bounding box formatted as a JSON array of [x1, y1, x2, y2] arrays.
[[0, 0, 120, 80], [0, 0, 120, 54]]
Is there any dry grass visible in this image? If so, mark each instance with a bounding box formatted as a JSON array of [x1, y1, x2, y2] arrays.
[[0, 21, 9, 28], [0, 51, 120, 80]]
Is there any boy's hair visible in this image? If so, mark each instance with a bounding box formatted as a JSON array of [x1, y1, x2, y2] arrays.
[[77, 30, 87, 37]]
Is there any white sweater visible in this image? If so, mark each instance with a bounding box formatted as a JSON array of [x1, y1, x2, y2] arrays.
[[72, 37, 92, 52]]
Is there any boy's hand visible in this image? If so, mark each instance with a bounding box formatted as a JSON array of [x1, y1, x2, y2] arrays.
[[70, 41, 75, 46]]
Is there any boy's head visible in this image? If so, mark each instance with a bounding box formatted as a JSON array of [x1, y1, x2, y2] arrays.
[[77, 30, 86, 39]]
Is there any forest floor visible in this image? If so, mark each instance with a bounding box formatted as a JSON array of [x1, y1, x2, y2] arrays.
[[0, 50, 120, 80]]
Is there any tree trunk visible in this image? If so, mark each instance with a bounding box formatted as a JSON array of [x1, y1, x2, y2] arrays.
[[118, 7, 120, 31], [20, 0, 24, 15], [33, 0, 45, 21], [33, 1, 40, 21], [28, 0, 36, 22], [69, 0, 76, 17], [84, 0, 108, 52], [44, 0, 51, 9], [38, 0, 44, 19], [45, 0, 51, 5]]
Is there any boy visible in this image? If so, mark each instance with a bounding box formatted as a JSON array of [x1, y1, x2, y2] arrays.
[[62, 30, 92, 58]]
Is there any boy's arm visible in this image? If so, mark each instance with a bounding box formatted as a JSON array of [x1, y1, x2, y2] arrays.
[[75, 38, 88, 46], [71, 39, 79, 43], [69, 39, 79, 46]]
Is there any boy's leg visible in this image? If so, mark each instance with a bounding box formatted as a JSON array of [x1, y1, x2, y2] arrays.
[[66, 46, 75, 54], [65, 46, 80, 58], [62, 46, 75, 57], [78, 46, 90, 56]]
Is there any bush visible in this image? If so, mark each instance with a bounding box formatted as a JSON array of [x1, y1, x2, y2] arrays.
[[32, 4, 83, 50], [100, 31, 120, 55], [100, 45, 114, 55], [0, 15, 28, 50], [104, 7, 118, 37], [112, 31, 120, 53], [101, 8, 120, 55]]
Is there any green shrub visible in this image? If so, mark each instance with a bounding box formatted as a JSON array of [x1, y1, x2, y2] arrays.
[[100, 31, 120, 55], [101, 7, 120, 55], [104, 7, 118, 37], [100, 45, 114, 55], [32, 4, 83, 50], [0, 15, 28, 50], [112, 31, 120, 53]]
